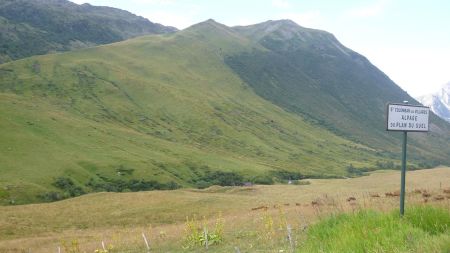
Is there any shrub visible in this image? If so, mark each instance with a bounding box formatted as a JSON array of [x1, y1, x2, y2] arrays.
[[38, 191, 63, 202], [194, 180, 211, 189], [192, 171, 244, 188], [271, 170, 305, 181], [86, 177, 180, 192], [251, 175, 274, 185], [52, 177, 85, 197]]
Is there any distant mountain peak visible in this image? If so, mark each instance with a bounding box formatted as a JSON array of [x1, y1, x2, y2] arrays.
[[260, 19, 300, 28], [187, 18, 229, 30], [232, 19, 351, 56], [232, 19, 302, 39], [204, 18, 218, 23], [440, 81, 450, 104], [417, 82, 450, 122]]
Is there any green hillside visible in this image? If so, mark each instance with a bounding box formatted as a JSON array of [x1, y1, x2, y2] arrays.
[[229, 20, 450, 161], [0, 19, 449, 204], [0, 0, 176, 63]]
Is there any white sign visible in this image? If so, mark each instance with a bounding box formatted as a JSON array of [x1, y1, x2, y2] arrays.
[[386, 104, 429, 132]]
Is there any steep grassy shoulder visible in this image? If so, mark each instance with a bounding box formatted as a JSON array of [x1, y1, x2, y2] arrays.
[[0, 24, 387, 204], [229, 20, 450, 165]]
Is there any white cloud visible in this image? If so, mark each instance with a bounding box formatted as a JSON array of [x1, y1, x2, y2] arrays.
[[272, 0, 290, 8], [361, 46, 450, 96], [346, 0, 390, 18]]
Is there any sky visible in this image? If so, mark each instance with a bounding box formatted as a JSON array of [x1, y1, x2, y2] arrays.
[[71, 0, 450, 97]]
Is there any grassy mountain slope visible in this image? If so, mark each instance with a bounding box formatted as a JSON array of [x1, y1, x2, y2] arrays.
[[0, 0, 176, 63], [0, 20, 390, 204], [1, 19, 449, 204], [229, 20, 450, 162]]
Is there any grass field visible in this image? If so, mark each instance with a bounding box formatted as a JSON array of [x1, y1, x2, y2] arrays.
[[0, 25, 387, 204], [298, 206, 450, 253], [2, 20, 450, 205], [0, 167, 449, 252]]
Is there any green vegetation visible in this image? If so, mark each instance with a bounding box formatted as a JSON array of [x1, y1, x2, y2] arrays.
[[1, 19, 449, 204], [190, 170, 244, 188], [182, 214, 225, 249], [85, 177, 180, 192], [404, 205, 450, 235], [299, 206, 450, 253], [39, 176, 181, 202], [228, 20, 450, 163], [0, 0, 176, 63], [1, 168, 449, 252]]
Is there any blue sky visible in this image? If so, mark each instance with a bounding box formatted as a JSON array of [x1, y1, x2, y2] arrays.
[[72, 0, 450, 97]]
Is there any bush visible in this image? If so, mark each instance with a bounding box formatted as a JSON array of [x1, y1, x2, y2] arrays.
[[41, 176, 181, 202], [86, 177, 180, 192], [251, 175, 274, 185], [346, 164, 375, 177], [52, 177, 85, 197], [375, 160, 395, 169], [271, 170, 305, 181], [192, 171, 244, 188], [39, 191, 63, 202], [194, 180, 211, 189]]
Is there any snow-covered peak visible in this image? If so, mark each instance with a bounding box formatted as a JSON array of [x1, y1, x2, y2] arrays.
[[417, 82, 450, 122]]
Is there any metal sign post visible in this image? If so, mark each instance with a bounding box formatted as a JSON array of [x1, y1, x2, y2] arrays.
[[400, 131, 407, 216], [386, 102, 429, 216]]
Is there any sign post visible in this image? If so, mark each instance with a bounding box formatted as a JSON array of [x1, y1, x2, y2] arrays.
[[386, 103, 429, 216], [400, 131, 407, 216]]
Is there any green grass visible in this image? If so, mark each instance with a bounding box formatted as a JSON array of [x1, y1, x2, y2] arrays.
[[0, 21, 395, 204], [0, 167, 448, 252], [0, 0, 176, 63], [404, 205, 450, 235], [228, 20, 450, 163], [1, 20, 449, 204], [298, 206, 450, 253]]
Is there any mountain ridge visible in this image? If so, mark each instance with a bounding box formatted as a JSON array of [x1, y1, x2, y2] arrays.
[[227, 20, 450, 152], [0, 0, 177, 63]]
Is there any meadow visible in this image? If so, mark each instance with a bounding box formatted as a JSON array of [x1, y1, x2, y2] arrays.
[[3, 21, 450, 205], [0, 167, 449, 252], [1, 9, 450, 253]]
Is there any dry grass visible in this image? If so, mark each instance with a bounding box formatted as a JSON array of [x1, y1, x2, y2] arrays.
[[0, 167, 449, 252]]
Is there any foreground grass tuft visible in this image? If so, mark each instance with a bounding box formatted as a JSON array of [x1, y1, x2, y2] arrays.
[[403, 205, 450, 235], [298, 206, 450, 253]]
